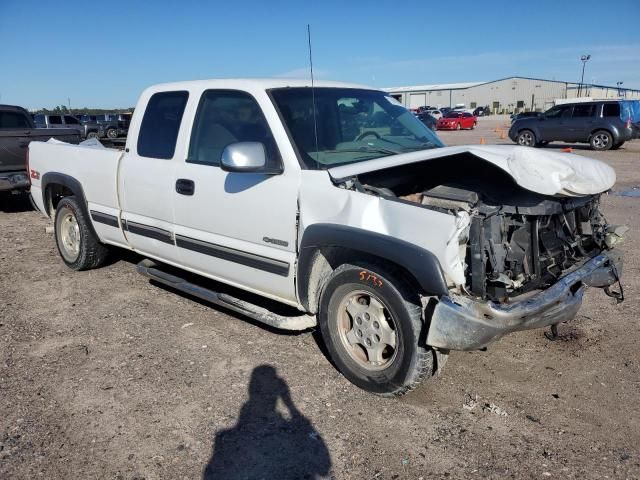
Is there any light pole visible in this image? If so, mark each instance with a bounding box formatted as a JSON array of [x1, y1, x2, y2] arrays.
[[616, 81, 624, 98], [578, 54, 591, 97]]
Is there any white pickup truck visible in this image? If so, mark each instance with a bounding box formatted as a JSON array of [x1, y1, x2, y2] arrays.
[[28, 79, 625, 396]]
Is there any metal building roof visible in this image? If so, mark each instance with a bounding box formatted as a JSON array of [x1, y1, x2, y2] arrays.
[[384, 82, 486, 93]]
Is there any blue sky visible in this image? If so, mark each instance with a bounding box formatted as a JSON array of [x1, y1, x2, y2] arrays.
[[1, 0, 639, 109]]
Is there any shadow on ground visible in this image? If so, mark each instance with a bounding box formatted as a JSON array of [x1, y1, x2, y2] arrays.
[[203, 365, 332, 480]]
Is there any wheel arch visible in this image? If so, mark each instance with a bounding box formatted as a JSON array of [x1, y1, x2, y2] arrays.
[[589, 127, 618, 141], [296, 224, 448, 314]]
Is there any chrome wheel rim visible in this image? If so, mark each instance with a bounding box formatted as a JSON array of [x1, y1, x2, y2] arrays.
[[59, 209, 80, 261], [518, 131, 534, 146], [337, 290, 397, 371], [593, 133, 609, 149]]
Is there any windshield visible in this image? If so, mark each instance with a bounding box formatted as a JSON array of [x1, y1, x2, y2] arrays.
[[270, 87, 444, 169], [444, 112, 462, 118]]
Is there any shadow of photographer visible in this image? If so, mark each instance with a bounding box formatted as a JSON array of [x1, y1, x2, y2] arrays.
[[203, 364, 332, 480]]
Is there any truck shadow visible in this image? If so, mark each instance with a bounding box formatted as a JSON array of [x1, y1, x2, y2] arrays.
[[0, 192, 34, 213], [202, 364, 332, 480]]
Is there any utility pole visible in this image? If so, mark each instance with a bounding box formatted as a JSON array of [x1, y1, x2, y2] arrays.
[[616, 81, 624, 98], [578, 54, 590, 97]]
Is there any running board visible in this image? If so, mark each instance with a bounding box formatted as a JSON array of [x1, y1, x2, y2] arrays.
[[136, 259, 317, 331]]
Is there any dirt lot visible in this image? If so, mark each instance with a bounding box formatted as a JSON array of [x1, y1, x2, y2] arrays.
[[1, 117, 639, 479]]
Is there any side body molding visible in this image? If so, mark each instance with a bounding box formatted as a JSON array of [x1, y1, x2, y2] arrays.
[[297, 223, 449, 310]]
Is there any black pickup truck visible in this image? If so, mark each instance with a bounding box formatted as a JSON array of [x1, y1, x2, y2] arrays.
[[0, 105, 80, 193]]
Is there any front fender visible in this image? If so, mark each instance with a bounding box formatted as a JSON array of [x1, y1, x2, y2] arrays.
[[297, 223, 449, 311]]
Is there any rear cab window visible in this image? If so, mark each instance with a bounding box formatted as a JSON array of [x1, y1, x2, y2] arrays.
[[0, 111, 31, 129], [48, 115, 62, 125], [137, 91, 189, 159]]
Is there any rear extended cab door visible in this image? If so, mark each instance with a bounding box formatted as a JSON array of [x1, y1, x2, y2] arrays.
[[117, 89, 190, 265]]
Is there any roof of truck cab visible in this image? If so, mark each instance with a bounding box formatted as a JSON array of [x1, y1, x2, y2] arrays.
[[143, 78, 373, 92]]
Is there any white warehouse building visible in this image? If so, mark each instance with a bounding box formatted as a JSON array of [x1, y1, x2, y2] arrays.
[[385, 76, 640, 114]]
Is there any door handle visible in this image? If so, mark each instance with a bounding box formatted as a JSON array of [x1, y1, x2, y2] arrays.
[[175, 178, 195, 196]]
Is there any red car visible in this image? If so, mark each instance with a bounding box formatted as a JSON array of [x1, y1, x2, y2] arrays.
[[436, 111, 477, 130]]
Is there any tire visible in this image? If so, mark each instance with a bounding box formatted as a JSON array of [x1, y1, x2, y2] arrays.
[[456, 123, 461, 130], [86, 131, 98, 139], [318, 263, 441, 396], [590, 130, 613, 151], [516, 129, 536, 147], [106, 128, 118, 139], [54, 196, 109, 271]]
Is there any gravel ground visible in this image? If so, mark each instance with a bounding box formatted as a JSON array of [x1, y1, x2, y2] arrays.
[[1, 117, 639, 479]]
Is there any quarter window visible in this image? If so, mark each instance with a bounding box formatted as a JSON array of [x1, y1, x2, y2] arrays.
[[137, 91, 189, 159], [64, 115, 80, 124], [602, 103, 620, 117], [187, 90, 279, 167]]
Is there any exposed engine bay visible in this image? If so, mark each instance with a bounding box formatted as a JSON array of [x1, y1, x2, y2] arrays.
[[338, 153, 626, 302]]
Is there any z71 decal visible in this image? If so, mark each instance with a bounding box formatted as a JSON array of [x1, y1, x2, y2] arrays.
[[359, 270, 383, 288]]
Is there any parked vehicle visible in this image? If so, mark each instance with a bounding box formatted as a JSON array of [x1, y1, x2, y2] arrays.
[[509, 100, 640, 150], [28, 79, 625, 396], [98, 113, 132, 139], [414, 106, 432, 114], [439, 107, 453, 116], [473, 106, 490, 117], [416, 112, 437, 130], [33, 114, 84, 137], [425, 109, 442, 119], [77, 114, 109, 139], [437, 111, 477, 130], [0, 105, 80, 193]]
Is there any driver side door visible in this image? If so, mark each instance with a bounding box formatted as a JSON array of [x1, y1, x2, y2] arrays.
[[171, 89, 300, 304]]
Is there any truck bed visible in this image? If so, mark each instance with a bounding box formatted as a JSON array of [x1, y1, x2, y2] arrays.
[[29, 140, 124, 215]]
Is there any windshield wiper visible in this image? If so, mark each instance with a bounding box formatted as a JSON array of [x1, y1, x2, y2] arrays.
[[322, 146, 401, 155]]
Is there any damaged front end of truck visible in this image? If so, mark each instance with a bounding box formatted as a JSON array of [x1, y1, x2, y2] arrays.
[[329, 145, 626, 350]]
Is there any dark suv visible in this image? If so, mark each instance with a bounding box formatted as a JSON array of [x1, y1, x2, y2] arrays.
[[509, 100, 640, 151]]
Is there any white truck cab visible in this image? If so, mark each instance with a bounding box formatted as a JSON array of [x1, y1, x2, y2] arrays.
[[28, 79, 625, 396]]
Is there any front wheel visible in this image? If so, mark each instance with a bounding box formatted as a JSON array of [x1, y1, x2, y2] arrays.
[[318, 263, 442, 396], [106, 128, 118, 139], [54, 196, 109, 270], [517, 129, 536, 146], [590, 130, 613, 151]]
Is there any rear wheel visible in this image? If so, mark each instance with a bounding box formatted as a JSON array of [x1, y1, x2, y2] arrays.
[[517, 129, 536, 146], [318, 263, 442, 396], [54, 196, 109, 270], [86, 131, 98, 139], [590, 130, 613, 151], [106, 128, 118, 139]]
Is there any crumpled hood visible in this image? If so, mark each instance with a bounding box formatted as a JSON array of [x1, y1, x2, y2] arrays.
[[327, 145, 616, 197]]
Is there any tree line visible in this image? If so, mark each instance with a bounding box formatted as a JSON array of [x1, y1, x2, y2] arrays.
[[34, 105, 135, 115]]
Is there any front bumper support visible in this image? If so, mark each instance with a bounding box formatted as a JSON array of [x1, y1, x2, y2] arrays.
[[426, 249, 623, 351]]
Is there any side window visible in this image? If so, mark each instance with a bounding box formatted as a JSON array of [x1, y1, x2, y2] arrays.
[[602, 103, 620, 117], [572, 104, 595, 118], [187, 90, 280, 167], [546, 106, 571, 119], [137, 91, 189, 159], [49, 115, 62, 124]]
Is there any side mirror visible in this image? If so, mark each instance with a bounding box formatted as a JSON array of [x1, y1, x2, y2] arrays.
[[220, 142, 280, 174]]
